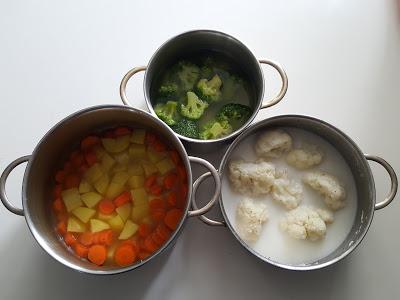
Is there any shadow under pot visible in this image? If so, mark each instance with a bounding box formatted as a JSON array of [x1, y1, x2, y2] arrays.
[[0, 105, 221, 275], [193, 115, 397, 271], [120, 29, 288, 153]]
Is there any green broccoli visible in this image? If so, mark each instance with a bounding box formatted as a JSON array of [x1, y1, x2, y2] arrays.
[[199, 119, 233, 140], [174, 61, 200, 91], [196, 74, 223, 103], [200, 65, 214, 79], [221, 74, 244, 100], [180, 91, 209, 120], [158, 82, 179, 97], [217, 103, 252, 124], [172, 118, 200, 139], [154, 101, 180, 126]]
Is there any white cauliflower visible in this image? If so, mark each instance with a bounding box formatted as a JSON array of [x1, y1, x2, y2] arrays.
[[255, 129, 292, 159], [286, 147, 323, 169], [236, 197, 269, 242], [271, 171, 303, 209], [303, 171, 346, 210], [280, 206, 332, 241], [229, 159, 275, 196], [316, 208, 334, 224]]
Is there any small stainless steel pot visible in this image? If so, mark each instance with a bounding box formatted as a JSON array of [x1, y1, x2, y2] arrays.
[[193, 115, 398, 271], [0, 105, 221, 275], [119, 29, 288, 152]]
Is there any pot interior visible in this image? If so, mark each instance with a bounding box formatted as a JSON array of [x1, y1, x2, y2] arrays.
[[219, 115, 375, 270], [23, 105, 191, 274]]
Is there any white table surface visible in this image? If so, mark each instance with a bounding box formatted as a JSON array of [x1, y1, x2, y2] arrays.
[[1, 1, 399, 299]]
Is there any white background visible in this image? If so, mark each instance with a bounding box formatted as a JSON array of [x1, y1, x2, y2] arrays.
[[0, 1, 399, 299]]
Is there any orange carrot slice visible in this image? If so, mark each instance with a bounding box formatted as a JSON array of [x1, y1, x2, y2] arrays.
[[79, 232, 95, 246], [88, 245, 107, 266], [98, 199, 115, 215], [74, 243, 89, 258], [64, 233, 77, 246], [163, 173, 178, 190], [138, 223, 151, 238], [114, 127, 131, 137], [164, 209, 183, 231], [113, 191, 131, 207], [98, 230, 113, 246], [81, 136, 100, 150], [114, 245, 137, 267]]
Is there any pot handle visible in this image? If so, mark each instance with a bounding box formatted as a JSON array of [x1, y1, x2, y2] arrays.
[[191, 172, 226, 226], [365, 154, 398, 210], [119, 66, 147, 107], [0, 155, 31, 216], [187, 157, 221, 217], [259, 59, 288, 109]]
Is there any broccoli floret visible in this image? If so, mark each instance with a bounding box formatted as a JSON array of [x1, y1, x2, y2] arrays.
[[154, 101, 180, 126], [196, 74, 223, 103], [180, 91, 209, 120], [217, 103, 252, 124], [158, 82, 179, 97], [200, 65, 214, 79], [172, 118, 200, 139], [199, 119, 233, 140], [174, 61, 200, 91]]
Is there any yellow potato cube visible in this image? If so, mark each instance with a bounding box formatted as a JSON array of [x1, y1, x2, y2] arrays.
[[84, 163, 103, 183], [131, 204, 149, 222], [97, 212, 117, 221], [128, 175, 145, 189], [102, 135, 130, 153], [147, 148, 166, 164], [94, 173, 109, 195], [114, 151, 130, 165], [130, 129, 146, 144], [62, 188, 82, 212], [118, 220, 139, 240], [111, 172, 129, 185], [112, 164, 128, 174], [108, 215, 124, 231], [131, 188, 148, 206], [141, 161, 159, 177], [81, 192, 103, 208], [127, 163, 144, 176], [67, 217, 86, 233], [156, 158, 175, 175], [79, 179, 93, 194], [129, 144, 147, 159], [105, 182, 125, 199], [115, 203, 131, 222], [90, 219, 111, 233], [100, 152, 115, 172], [72, 207, 96, 223]]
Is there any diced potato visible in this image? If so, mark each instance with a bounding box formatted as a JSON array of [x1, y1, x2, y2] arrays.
[[114, 151, 130, 165], [129, 144, 147, 159], [84, 163, 103, 183], [116, 203, 131, 222], [128, 175, 145, 189], [98, 212, 117, 221], [81, 192, 103, 208], [100, 152, 115, 172], [108, 215, 124, 231], [102, 135, 130, 153], [112, 172, 129, 185], [131, 204, 149, 222], [156, 158, 175, 175], [147, 148, 166, 164], [131, 188, 148, 206], [118, 220, 139, 240], [79, 179, 93, 194], [112, 164, 128, 174], [130, 129, 146, 144], [94, 173, 109, 195], [62, 188, 83, 212], [127, 163, 144, 176], [67, 217, 86, 233], [141, 161, 159, 177], [90, 219, 111, 233], [105, 182, 125, 199], [72, 207, 96, 223]]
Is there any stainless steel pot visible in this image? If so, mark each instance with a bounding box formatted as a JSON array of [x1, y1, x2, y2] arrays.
[[0, 105, 221, 275], [119, 29, 288, 152], [193, 115, 398, 271]]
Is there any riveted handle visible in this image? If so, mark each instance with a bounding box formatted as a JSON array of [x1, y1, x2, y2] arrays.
[[259, 59, 288, 109], [191, 171, 226, 226], [187, 157, 221, 217], [0, 155, 31, 216], [120, 66, 147, 107], [365, 154, 398, 210]]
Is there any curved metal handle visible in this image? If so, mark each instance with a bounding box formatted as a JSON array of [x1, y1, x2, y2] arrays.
[[191, 172, 226, 226], [187, 157, 221, 217], [0, 155, 30, 216], [365, 154, 398, 210], [119, 66, 147, 107], [259, 59, 288, 109]]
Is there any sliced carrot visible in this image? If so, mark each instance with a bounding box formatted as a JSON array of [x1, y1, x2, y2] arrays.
[[114, 127, 131, 137], [64, 173, 81, 189], [144, 235, 159, 253], [79, 232, 95, 246], [113, 191, 131, 207], [138, 251, 151, 260], [151, 208, 166, 223], [169, 150, 181, 165], [71, 152, 85, 168], [98, 229, 113, 246], [138, 223, 151, 238], [163, 173, 178, 190], [74, 243, 89, 258], [98, 199, 115, 215], [145, 132, 156, 145], [144, 174, 157, 190], [56, 221, 67, 235], [92, 232, 100, 245], [53, 198, 65, 214], [114, 245, 137, 267], [56, 212, 68, 223], [53, 184, 63, 198], [84, 150, 97, 167], [149, 198, 165, 210], [63, 161, 73, 173], [164, 208, 183, 231], [55, 170, 66, 184], [64, 232, 77, 246], [121, 239, 139, 253], [81, 135, 100, 150], [153, 140, 166, 152], [149, 184, 163, 196], [151, 232, 164, 246], [166, 192, 177, 207], [156, 223, 171, 241], [88, 244, 107, 266]]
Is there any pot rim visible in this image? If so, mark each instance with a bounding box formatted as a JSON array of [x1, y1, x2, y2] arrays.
[[143, 29, 265, 144], [22, 104, 193, 275], [217, 114, 375, 271]]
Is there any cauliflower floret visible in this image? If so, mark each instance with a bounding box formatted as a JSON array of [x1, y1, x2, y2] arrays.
[[316, 208, 334, 224], [280, 206, 330, 241], [255, 129, 292, 159], [229, 159, 275, 196], [286, 147, 323, 169], [271, 171, 303, 209], [236, 197, 269, 242], [303, 171, 346, 210]]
